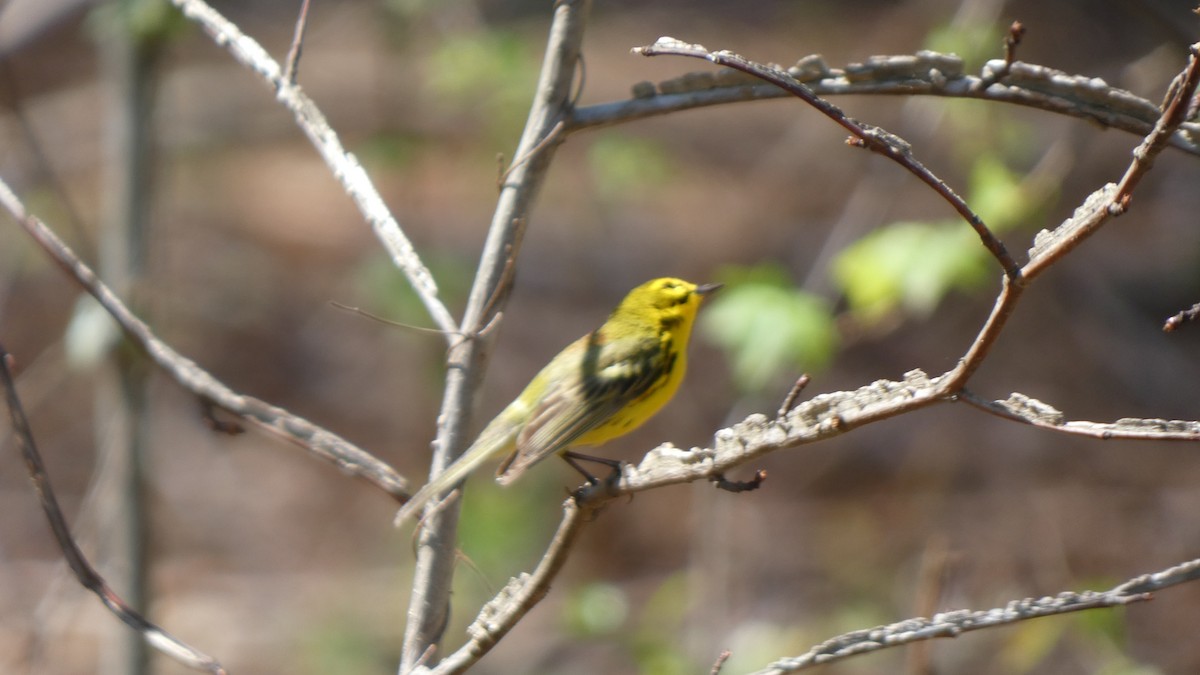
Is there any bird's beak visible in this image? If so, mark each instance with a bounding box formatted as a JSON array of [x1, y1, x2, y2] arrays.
[[695, 283, 722, 298]]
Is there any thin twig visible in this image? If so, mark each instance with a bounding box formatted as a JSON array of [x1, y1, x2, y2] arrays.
[[429, 499, 595, 674], [329, 301, 461, 337], [747, 558, 1200, 674], [1004, 21, 1026, 68], [777, 374, 811, 418], [0, 347, 228, 675], [712, 469, 767, 493], [497, 120, 566, 188], [170, 0, 459, 340], [1164, 301, 1200, 332], [0, 178, 410, 500], [282, 0, 311, 85], [980, 20, 1026, 86], [634, 38, 1021, 279]]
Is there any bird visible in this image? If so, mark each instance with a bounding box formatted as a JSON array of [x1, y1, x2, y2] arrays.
[[394, 277, 720, 526]]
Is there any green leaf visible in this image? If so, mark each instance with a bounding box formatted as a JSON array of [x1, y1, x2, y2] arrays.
[[832, 220, 990, 322], [700, 265, 837, 393], [1000, 616, 1069, 674], [426, 30, 537, 140], [565, 582, 630, 637], [587, 134, 675, 200], [924, 22, 1002, 66], [970, 153, 1029, 233]]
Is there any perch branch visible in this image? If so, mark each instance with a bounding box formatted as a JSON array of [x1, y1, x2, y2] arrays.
[[0, 178, 409, 500], [169, 0, 459, 340], [417, 38, 1200, 668], [0, 347, 227, 675]]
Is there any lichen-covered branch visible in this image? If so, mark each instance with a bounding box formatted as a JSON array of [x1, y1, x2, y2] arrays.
[[747, 558, 1200, 674], [572, 50, 1200, 156]]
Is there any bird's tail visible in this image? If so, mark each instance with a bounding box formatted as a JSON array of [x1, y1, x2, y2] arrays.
[[393, 417, 517, 527]]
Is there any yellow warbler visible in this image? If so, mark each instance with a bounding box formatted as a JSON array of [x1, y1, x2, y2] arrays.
[[395, 277, 719, 526]]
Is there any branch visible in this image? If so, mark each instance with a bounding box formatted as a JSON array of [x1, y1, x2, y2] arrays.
[[571, 51, 1200, 156], [940, 39, 1200, 391], [634, 38, 1019, 278], [962, 390, 1200, 440], [0, 178, 410, 500], [169, 0, 459, 340], [0, 347, 228, 675], [429, 499, 593, 674], [401, 0, 592, 668], [747, 557, 1200, 674], [411, 37, 1200, 669]]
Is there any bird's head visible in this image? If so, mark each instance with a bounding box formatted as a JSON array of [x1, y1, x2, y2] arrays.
[[612, 277, 721, 332]]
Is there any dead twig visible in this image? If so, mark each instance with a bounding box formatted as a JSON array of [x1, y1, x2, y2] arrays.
[[282, 0, 311, 85]]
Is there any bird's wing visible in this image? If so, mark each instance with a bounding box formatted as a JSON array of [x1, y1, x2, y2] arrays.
[[496, 331, 667, 484]]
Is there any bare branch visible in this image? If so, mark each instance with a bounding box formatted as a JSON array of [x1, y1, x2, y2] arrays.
[[1164, 301, 1200, 332], [282, 0, 312, 85], [0, 178, 410, 500], [746, 558, 1200, 674], [572, 52, 1200, 156], [0, 347, 228, 675], [941, 40, 1200, 391], [429, 499, 593, 674], [634, 38, 1020, 278], [962, 390, 1200, 440], [169, 0, 459, 340], [402, 0, 592, 667]]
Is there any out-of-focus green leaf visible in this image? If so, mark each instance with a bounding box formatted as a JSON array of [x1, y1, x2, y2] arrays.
[[455, 471, 560, 572], [833, 220, 990, 322], [1000, 615, 1069, 674], [632, 573, 690, 675], [700, 265, 837, 394], [426, 30, 537, 140], [356, 131, 427, 170], [970, 153, 1029, 233], [924, 22, 1001, 67], [565, 582, 630, 637], [587, 134, 675, 200], [297, 616, 392, 675], [89, 0, 186, 45], [353, 251, 472, 330]]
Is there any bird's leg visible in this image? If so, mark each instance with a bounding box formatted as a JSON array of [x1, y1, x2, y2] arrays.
[[561, 450, 623, 485]]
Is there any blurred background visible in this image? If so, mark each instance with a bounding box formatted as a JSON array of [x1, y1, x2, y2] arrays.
[[3, 0, 1200, 673]]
